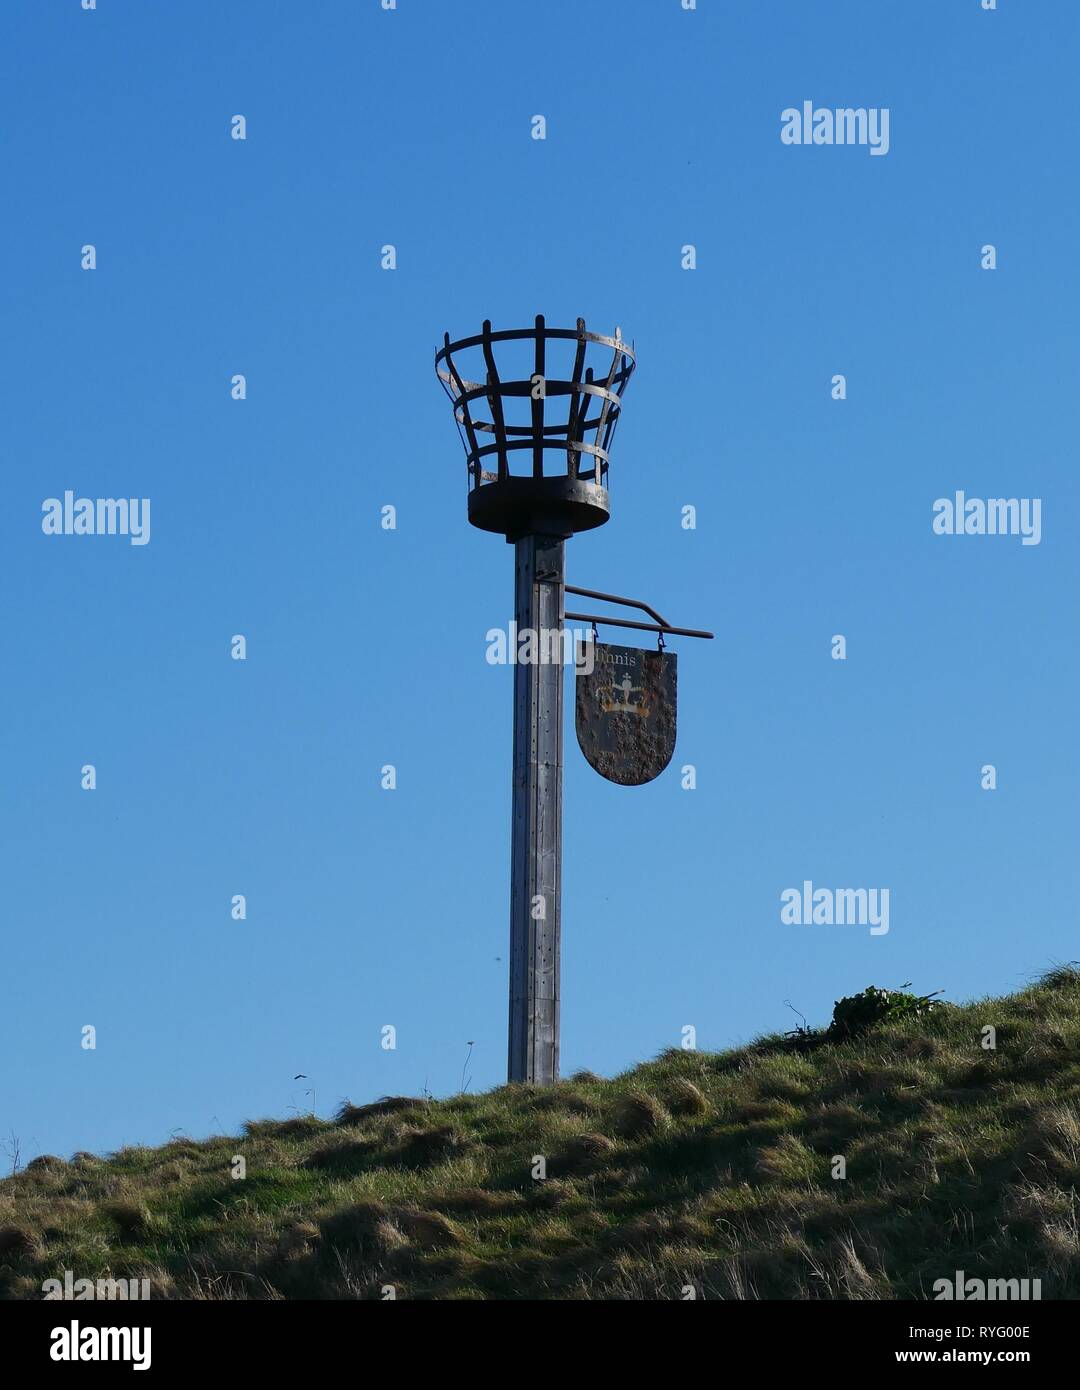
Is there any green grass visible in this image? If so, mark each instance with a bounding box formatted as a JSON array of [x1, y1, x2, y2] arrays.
[[3, 967, 1079, 1300]]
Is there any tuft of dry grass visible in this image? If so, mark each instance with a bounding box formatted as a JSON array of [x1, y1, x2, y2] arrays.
[[244, 1116, 326, 1140], [0, 1226, 42, 1259], [611, 1091, 668, 1138], [318, 1202, 401, 1260], [101, 1200, 149, 1236], [388, 1124, 470, 1169], [398, 1210, 461, 1249], [277, 1221, 320, 1262], [26, 1155, 66, 1173], [299, 1139, 376, 1172], [665, 1078, 709, 1117], [755, 1134, 820, 1184], [558, 1133, 616, 1174], [335, 1097, 424, 1127], [528, 1089, 592, 1116]]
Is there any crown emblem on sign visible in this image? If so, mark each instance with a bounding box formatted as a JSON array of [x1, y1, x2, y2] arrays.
[[598, 673, 652, 718]]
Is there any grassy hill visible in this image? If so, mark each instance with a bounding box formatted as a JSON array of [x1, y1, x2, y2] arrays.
[[3, 967, 1080, 1300]]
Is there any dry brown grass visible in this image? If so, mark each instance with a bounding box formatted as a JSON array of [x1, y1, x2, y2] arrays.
[[558, 1133, 616, 1174], [611, 1091, 668, 1138], [665, 1078, 709, 1117], [335, 1097, 425, 1127], [101, 1200, 150, 1236]]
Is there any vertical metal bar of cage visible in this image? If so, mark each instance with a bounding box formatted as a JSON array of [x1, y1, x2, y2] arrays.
[[532, 314, 546, 478], [590, 335, 623, 486], [566, 319, 588, 477], [583, 369, 599, 483], [481, 320, 509, 481], [442, 334, 483, 490]]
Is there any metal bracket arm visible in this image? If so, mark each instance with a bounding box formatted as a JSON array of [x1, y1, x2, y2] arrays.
[[565, 584, 713, 639]]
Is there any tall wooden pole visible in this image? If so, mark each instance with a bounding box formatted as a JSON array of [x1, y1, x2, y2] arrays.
[[508, 532, 564, 1084]]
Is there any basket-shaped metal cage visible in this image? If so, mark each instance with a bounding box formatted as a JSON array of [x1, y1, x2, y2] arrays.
[[436, 315, 635, 538]]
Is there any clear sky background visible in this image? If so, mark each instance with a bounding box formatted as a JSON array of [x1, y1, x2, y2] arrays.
[[2, 0, 1077, 1162]]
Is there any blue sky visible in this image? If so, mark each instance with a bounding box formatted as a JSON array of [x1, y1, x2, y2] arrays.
[[2, 0, 1077, 1161]]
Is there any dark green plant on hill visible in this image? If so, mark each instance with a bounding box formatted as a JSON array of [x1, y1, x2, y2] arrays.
[[828, 984, 945, 1040], [783, 983, 945, 1047]]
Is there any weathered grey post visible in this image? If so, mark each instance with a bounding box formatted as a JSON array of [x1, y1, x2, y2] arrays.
[[435, 317, 635, 1083], [508, 534, 564, 1083]]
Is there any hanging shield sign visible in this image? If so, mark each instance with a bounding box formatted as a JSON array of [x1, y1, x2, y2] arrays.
[[575, 640, 678, 786]]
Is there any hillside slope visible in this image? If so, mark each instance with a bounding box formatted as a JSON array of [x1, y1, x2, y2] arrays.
[[3, 968, 1079, 1300]]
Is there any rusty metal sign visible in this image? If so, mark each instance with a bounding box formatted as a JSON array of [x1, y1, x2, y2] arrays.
[[575, 640, 677, 786]]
